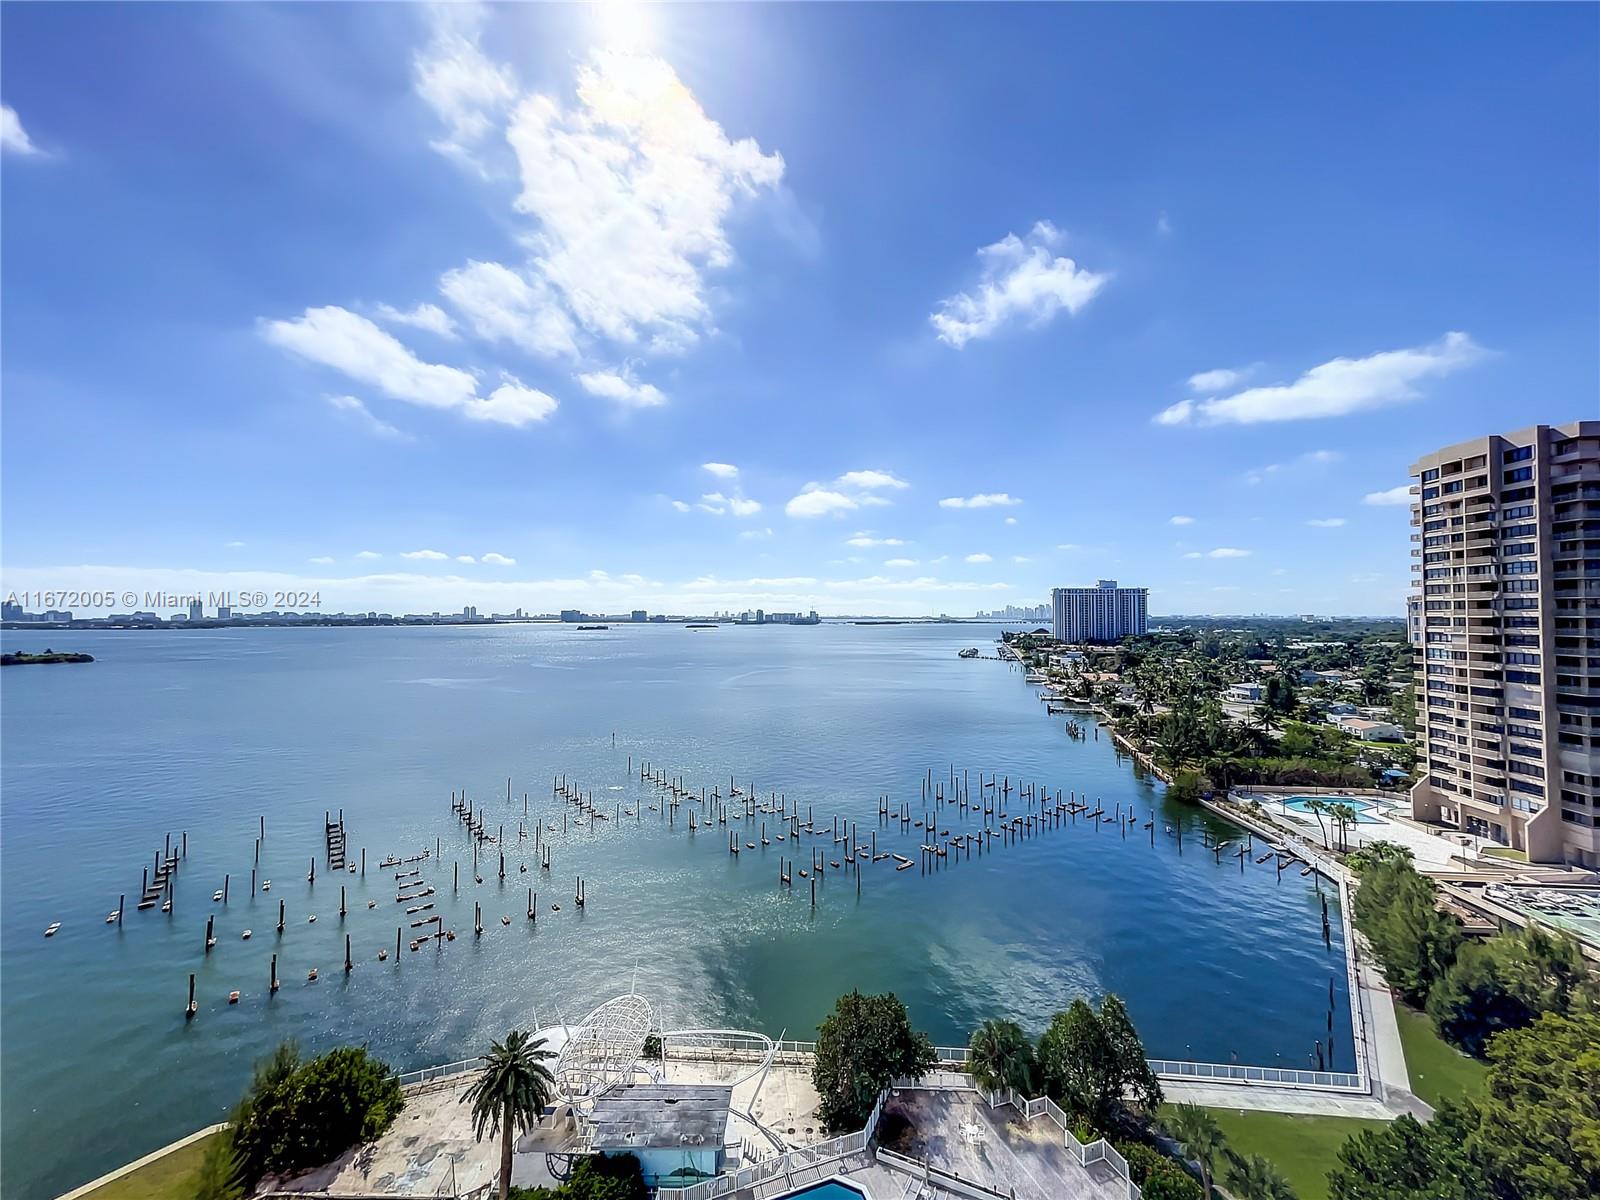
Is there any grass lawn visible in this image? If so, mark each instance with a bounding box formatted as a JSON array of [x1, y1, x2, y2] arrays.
[[77, 1131, 219, 1200], [1481, 846, 1528, 863], [1189, 1108, 1386, 1200], [1391, 1000, 1488, 1108]]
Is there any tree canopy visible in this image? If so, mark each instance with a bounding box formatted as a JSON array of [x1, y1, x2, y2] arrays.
[[229, 1041, 404, 1186], [1036, 995, 1161, 1129], [812, 990, 936, 1131]]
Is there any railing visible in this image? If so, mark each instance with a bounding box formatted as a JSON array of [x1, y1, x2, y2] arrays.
[[1144, 1059, 1362, 1090], [982, 1086, 1141, 1200], [397, 1058, 479, 1088]]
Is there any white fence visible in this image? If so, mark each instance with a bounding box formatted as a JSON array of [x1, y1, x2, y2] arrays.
[[1145, 1058, 1362, 1091], [982, 1087, 1141, 1200]]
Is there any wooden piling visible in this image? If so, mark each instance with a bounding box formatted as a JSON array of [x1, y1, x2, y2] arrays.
[[345, 934, 353, 973], [186, 973, 197, 1019], [270, 953, 280, 993]]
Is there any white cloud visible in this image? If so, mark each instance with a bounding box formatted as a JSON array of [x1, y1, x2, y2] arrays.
[[456, 555, 477, 563], [1244, 448, 1342, 485], [412, 4, 518, 167], [846, 533, 906, 548], [1364, 485, 1413, 507], [467, 378, 558, 426], [440, 260, 578, 359], [884, 558, 918, 568], [326, 394, 407, 440], [702, 462, 740, 479], [834, 470, 907, 491], [787, 471, 908, 519], [482, 552, 516, 565], [308, 556, 335, 565], [1186, 366, 1255, 394], [698, 492, 762, 517], [355, 550, 382, 560], [224, 542, 246, 549], [1306, 517, 1347, 528], [939, 493, 1021, 509], [785, 489, 858, 519], [1156, 332, 1485, 425], [263, 306, 556, 427], [1169, 515, 1196, 526], [1184, 547, 1252, 559], [374, 302, 458, 339], [1012, 556, 1032, 564], [576, 365, 665, 409], [930, 220, 1108, 348], [402, 549, 450, 561], [965, 552, 993, 564], [265, 306, 476, 409], [670, 499, 692, 513], [502, 48, 784, 352], [1, 104, 40, 156], [739, 527, 774, 541]]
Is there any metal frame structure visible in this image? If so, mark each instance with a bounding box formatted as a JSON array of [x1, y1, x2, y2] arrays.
[[554, 992, 657, 1109]]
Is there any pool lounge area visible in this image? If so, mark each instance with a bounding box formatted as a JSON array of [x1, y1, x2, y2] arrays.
[[1279, 795, 1385, 824]]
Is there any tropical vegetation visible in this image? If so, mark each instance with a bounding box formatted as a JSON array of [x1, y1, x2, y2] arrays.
[[461, 1029, 558, 1200], [227, 1040, 404, 1187], [812, 990, 936, 1131], [511, 1154, 648, 1200]]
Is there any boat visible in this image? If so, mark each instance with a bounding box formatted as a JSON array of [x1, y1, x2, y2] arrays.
[[958, 647, 980, 658], [212, 890, 224, 902], [261, 880, 271, 891], [686, 623, 717, 630], [105, 910, 120, 924], [228, 991, 240, 1004], [241, 929, 252, 940], [44, 922, 61, 937], [576, 624, 608, 631]]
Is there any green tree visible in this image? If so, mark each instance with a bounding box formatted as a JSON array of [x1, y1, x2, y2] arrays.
[[966, 1018, 1036, 1094], [1467, 1011, 1600, 1200], [1426, 941, 1535, 1056], [1327, 1107, 1489, 1200], [512, 1153, 649, 1199], [1141, 1159, 1204, 1200], [229, 1042, 403, 1186], [1224, 1151, 1296, 1200], [1164, 1102, 1226, 1198], [1346, 840, 1413, 876], [1167, 770, 1205, 805], [1328, 802, 1360, 853], [1352, 860, 1461, 1004], [1036, 995, 1160, 1129], [813, 991, 936, 1131], [461, 1030, 557, 1200], [191, 1132, 244, 1200]]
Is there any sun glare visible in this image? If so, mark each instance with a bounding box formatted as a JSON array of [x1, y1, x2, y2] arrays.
[[591, 0, 656, 52]]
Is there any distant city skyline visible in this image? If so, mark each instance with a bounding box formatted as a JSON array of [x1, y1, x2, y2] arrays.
[[3, 5, 1594, 617]]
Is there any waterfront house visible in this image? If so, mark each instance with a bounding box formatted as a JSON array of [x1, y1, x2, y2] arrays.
[[1335, 716, 1403, 742]]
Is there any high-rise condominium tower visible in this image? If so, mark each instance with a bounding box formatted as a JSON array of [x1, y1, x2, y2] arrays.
[[1408, 420, 1599, 866]]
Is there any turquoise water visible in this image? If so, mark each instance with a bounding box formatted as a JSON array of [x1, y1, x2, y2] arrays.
[[1281, 796, 1383, 824], [0, 623, 1350, 1199], [774, 1181, 869, 1199]]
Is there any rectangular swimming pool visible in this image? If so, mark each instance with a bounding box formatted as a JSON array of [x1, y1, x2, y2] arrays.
[[773, 1180, 871, 1199]]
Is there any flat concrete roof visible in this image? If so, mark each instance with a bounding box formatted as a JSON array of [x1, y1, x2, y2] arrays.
[[588, 1083, 732, 1150]]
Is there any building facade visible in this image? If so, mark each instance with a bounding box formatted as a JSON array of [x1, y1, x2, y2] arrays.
[[1408, 420, 1600, 867], [1051, 579, 1148, 644]]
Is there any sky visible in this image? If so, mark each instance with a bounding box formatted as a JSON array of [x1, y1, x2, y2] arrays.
[[2, 2, 1596, 618]]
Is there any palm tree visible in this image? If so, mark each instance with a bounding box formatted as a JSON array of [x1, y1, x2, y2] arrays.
[[1302, 797, 1331, 849], [1328, 802, 1360, 853], [460, 1029, 557, 1200], [1165, 1102, 1226, 1198], [967, 1018, 1036, 1095], [1225, 1151, 1297, 1200]]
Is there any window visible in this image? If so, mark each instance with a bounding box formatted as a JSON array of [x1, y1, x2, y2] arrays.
[[1506, 652, 1541, 666], [1505, 467, 1533, 484], [1422, 468, 1441, 481], [1562, 810, 1592, 826], [1506, 670, 1542, 684], [1504, 446, 1533, 463], [1505, 561, 1538, 574], [1503, 486, 1536, 502], [1502, 524, 1538, 539], [1503, 504, 1535, 520], [1508, 707, 1541, 721], [1503, 543, 1536, 557]]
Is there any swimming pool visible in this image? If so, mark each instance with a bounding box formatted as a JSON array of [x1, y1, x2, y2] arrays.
[[1281, 796, 1383, 824], [773, 1180, 871, 1199]]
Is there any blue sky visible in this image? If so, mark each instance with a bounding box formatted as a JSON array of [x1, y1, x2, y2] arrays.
[[3, 3, 1596, 617]]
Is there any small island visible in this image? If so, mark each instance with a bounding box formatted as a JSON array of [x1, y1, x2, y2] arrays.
[[1, 649, 95, 666]]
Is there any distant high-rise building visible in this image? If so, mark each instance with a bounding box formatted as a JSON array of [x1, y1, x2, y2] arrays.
[[1051, 580, 1147, 643], [187, 599, 204, 622], [631, 610, 647, 622], [1408, 420, 1599, 867], [217, 605, 231, 620], [1, 600, 22, 621]]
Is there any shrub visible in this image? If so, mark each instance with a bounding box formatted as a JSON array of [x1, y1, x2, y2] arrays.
[[812, 991, 935, 1132], [1140, 1159, 1204, 1200]]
